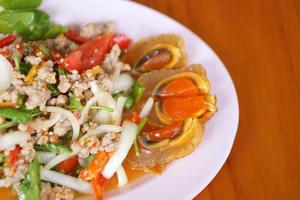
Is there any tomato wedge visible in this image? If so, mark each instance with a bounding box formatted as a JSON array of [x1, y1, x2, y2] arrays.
[[161, 96, 205, 121], [141, 122, 183, 142], [111, 34, 131, 49], [61, 35, 114, 73], [57, 155, 78, 174], [66, 29, 87, 45]]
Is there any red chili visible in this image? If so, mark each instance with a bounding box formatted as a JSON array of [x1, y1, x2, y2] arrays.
[[0, 35, 16, 48], [50, 49, 62, 65], [131, 111, 141, 123], [66, 29, 87, 45], [6, 145, 22, 166]]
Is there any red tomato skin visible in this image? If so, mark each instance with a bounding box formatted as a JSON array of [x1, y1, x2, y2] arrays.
[[57, 155, 78, 174], [61, 35, 113, 73], [112, 34, 131, 49]]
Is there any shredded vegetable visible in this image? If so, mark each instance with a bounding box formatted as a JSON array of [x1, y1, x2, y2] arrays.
[[46, 106, 80, 142], [102, 121, 138, 179], [0, 131, 30, 151], [112, 73, 135, 94], [44, 152, 74, 169], [0, 54, 13, 94], [139, 97, 154, 118], [36, 151, 56, 164], [116, 165, 128, 187], [40, 169, 93, 194], [114, 96, 127, 125]]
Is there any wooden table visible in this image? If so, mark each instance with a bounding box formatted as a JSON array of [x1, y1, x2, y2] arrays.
[[134, 0, 300, 199]]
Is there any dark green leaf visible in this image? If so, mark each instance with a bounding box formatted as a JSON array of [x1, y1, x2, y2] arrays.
[[34, 143, 72, 154], [18, 63, 32, 75], [18, 158, 41, 200], [0, 153, 5, 163], [11, 53, 20, 71], [17, 94, 27, 107], [0, 10, 35, 34], [43, 24, 67, 39], [0, 107, 40, 123], [46, 83, 59, 96], [0, 0, 42, 10]]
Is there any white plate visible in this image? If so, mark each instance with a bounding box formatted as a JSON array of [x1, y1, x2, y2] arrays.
[[41, 0, 239, 199]]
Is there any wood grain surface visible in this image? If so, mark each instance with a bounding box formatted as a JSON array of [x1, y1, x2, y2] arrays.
[[134, 0, 300, 199]]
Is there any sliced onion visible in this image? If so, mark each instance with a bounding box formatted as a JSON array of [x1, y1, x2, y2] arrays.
[[113, 96, 127, 125], [112, 73, 134, 94], [117, 165, 128, 187], [0, 54, 13, 94], [36, 151, 56, 164], [139, 97, 154, 118], [90, 80, 100, 96], [0, 176, 22, 187], [93, 110, 112, 124], [80, 124, 122, 141], [46, 106, 80, 142], [0, 131, 30, 151], [80, 91, 116, 124], [41, 168, 93, 194], [102, 121, 138, 179], [44, 152, 73, 169], [33, 113, 62, 131]]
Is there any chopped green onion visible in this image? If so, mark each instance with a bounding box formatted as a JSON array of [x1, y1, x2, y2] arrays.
[[131, 82, 145, 107], [133, 117, 148, 156], [46, 83, 59, 96], [18, 63, 32, 75], [11, 53, 20, 70], [17, 94, 27, 107], [39, 42, 51, 58], [57, 67, 68, 75], [0, 121, 18, 130], [90, 105, 114, 112]]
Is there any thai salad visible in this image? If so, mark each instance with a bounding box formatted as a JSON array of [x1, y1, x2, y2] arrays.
[[0, 0, 217, 199]]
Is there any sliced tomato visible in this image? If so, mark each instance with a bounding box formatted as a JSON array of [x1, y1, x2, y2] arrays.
[[0, 35, 16, 48], [111, 34, 131, 49], [91, 174, 107, 200], [61, 35, 114, 73], [66, 29, 87, 45], [6, 145, 21, 166], [141, 122, 183, 142], [57, 155, 78, 174]]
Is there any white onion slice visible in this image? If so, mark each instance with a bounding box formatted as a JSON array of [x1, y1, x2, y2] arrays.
[[139, 97, 154, 118], [44, 152, 73, 169], [41, 169, 93, 194], [80, 91, 116, 124], [80, 124, 122, 141], [33, 113, 62, 131], [0, 131, 30, 151], [93, 110, 112, 124], [102, 121, 138, 179], [0, 54, 13, 94], [36, 151, 56, 164], [117, 165, 128, 187], [90, 80, 100, 96], [46, 106, 80, 142], [112, 73, 134, 94], [113, 96, 127, 125]]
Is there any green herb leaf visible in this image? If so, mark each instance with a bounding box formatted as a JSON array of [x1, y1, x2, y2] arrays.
[[43, 24, 67, 39], [18, 63, 32, 75], [0, 0, 42, 10], [0, 153, 6, 163], [56, 67, 68, 75], [39, 42, 51, 58], [67, 93, 83, 111], [46, 83, 59, 96], [11, 53, 20, 71], [17, 94, 27, 107], [18, 158, 41, 200], [0, 121, 18, 131], [34, 143, 72, 154], [0, 107, 40, 123], [90, 105, 114, 112]]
